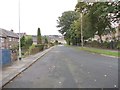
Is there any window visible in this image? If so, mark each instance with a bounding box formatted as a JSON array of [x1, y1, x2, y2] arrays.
[[0, 37, 4, 43], [9, 37, 12, 41], [13, 38, 14, 41]]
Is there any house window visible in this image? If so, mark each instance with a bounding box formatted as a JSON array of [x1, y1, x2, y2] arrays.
[[0, 37, 4, 43], [13, 38, 15, 41], [9, 37, 12, 41]]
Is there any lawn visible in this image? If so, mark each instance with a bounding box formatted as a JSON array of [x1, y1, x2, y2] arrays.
[[79, 47, 120, 57]]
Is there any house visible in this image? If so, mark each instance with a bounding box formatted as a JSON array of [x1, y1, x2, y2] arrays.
[[17, 32, 26, 38], [0, 28, 19, 49], [46, 35, 66, 44], [92, 25, 120, 42], [31, 35, 66, 45], [32, 35, 37, 45]]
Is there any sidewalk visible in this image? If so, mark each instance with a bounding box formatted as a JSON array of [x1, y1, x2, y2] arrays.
[[0, 46, 54, 89]]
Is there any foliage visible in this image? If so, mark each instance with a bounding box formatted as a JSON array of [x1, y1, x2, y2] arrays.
[[37, 28, 42, 44], [25, 36, 33, 48], [20, 36, 26, 48], [57, 11, 79, 45], [57, 2, 119, 46], [35, 44, 44, 51], [44, 36, 48, 44], [54, 40, 58, 45]]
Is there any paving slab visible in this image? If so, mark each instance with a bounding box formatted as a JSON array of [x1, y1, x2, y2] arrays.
[[0, 46, 54, 89]]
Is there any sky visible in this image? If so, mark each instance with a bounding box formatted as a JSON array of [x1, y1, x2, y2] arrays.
[[0, 0, 77, 35]]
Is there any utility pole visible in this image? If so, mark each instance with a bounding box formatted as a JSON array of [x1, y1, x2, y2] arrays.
[[18, 0, 21, 60], [80, 13, 83, 47]]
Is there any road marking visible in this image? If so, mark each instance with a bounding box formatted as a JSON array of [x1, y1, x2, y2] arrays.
[[104, 75, 107, 77], [94, 79, 96, 82], [88, 72, 90, 74], [59, 82, 62, 84], [114, 85, 117, 88]]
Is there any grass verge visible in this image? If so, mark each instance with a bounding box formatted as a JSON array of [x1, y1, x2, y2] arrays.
[[80, 47, 120, 57]]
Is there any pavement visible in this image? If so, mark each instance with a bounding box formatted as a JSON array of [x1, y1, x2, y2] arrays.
[[0, 46, 54, 89], [3, 45, 118, 88]]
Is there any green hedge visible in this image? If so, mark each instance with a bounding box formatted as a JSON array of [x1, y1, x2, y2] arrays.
[[35, 44, 44, 51]]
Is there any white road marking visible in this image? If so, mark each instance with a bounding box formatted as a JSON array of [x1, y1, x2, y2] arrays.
[[104, 75, 107, 77], [59, 82, 62, 84], [94, 79, 96, 82], [88, 72, 90, 74], [114, 85, 117, 88]]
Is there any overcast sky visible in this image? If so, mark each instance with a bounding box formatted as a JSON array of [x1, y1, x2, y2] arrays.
[[0, 0, 77, 35]]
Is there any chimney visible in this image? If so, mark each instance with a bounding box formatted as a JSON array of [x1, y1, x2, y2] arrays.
[[11, 29, 14, 32]]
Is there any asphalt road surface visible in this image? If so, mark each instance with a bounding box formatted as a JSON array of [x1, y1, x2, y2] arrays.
[[4, 45, 118, 88]]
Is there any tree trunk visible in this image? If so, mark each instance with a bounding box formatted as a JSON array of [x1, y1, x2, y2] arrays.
[[99, 35, 103, 43]]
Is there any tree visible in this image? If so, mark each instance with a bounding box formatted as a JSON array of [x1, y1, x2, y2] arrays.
[[20, 36, 25, 48], [37, 28, 42, 44], [44, 36, 48, 44], [57, 11, 79, 45], [25, 36, 33, 47], [75, 2, 115, 43], [54, 40, 58, 45]]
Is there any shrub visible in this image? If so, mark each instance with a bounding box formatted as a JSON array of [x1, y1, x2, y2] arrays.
[[49, 42, 54, 47], [101, 41, 110, 49], [90, 40, 100, 48], [44, 44, 48, 49], [35, 44, 44, 51], [117, 41, 120, 49]]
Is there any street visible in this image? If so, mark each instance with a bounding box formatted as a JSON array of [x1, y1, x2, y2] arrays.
[[4, 45, 118, 88]]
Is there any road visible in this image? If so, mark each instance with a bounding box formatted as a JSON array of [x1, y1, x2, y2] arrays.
[[4, 45, 118, 88]]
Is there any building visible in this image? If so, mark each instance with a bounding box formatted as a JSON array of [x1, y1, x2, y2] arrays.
[[46, 35, 66, 44], [0, 28, 19, 49], [32, 35, 37, 45], [31, 35, 66, 45], [17, 32, 26, 38], [92, 25, 120, 42]]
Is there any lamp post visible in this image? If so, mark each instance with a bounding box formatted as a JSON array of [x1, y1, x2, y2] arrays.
[[77, 0, 84, 47], [80, 13, 83, 47], [18, 0, 21, 60]]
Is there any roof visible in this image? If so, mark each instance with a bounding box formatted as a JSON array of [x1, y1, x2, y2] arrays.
[[16, 33, 26, 38], [0, 28, 19, 38], [32, 35, 37, 42]]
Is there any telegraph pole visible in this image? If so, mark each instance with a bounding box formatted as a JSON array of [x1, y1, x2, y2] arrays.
[[18, 0, 21, 60]]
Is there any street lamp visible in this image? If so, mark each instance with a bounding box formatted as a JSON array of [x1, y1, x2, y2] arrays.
[[80, 13, 83, 47], [18, 0, 21, 60], [77, 0, 84, 47]]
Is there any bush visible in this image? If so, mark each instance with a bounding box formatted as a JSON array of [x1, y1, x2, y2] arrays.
[[44, 44, 48, 49], [49, 42, 54, 47], [101, 41, 110, 49], [90, 40, 100, 48], [29, 44, 36, 54], [35, 44, 44, 51], [117, 41, 120, 49]]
